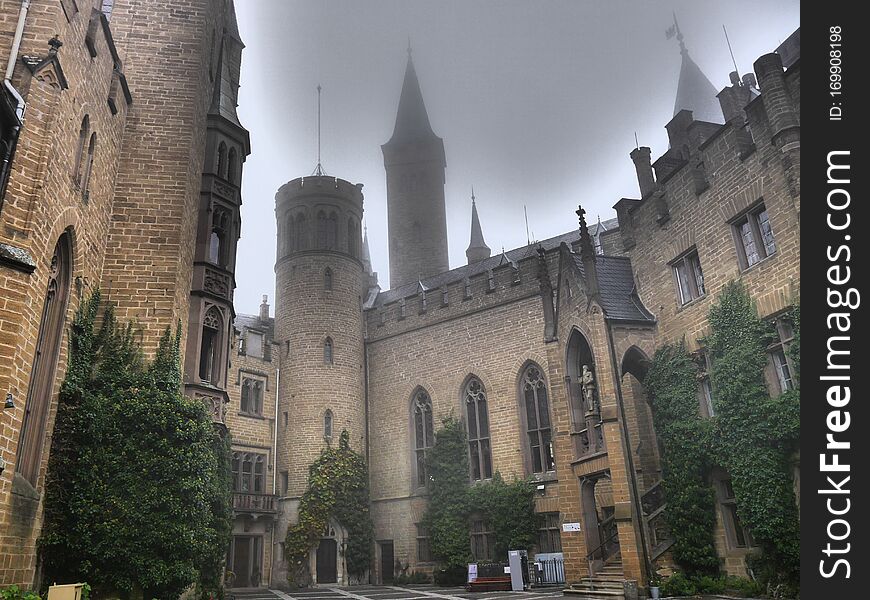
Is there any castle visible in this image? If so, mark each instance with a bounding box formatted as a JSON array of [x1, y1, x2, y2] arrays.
[[0, 0, 249, 586], [0, 2, 800, 595], [226, 27, 800, 593]]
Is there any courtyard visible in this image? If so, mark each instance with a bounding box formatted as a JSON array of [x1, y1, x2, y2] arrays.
[[232, 584, 566, 600]]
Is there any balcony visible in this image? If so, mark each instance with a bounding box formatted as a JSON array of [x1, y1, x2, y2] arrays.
[[233, 492, 277, 516]]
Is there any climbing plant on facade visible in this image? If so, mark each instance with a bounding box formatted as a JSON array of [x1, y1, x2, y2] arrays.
[[284, 430, 374, 584], [423, 416, 539, 573], [644, 342, 719, 575], [39, 290, 233, 600], [706, 282, 800, 589]]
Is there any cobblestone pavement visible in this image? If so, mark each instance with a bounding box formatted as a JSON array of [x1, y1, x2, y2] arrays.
[[231, 583, 566, 600]]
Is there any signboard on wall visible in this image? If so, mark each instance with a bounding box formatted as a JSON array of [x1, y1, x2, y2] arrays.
[[562, 522, 581, 532]]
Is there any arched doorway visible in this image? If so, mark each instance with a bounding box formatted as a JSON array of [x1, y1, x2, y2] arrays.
[[16, 230, 73, 486], [580, 475, 618, 573], [316, 538, 337, 584], [620, 346, 660, 491]]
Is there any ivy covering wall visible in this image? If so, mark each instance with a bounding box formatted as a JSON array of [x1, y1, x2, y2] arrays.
[[423, 416, 538, 574], [39, 291, 233, 600], [284, 430, 374, 585], [645, 283, 800, 593]]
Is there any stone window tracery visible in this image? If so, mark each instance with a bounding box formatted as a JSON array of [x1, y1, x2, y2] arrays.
[[241, 377, 263, 416], [413, 389, 434, 488], [199, 307, 223, 383], [464, 377, 492, 481], [521, 364, 555, 473]]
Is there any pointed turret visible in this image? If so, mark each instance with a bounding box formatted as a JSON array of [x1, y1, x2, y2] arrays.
[[362, 225, 373, 275], [382, 49, 449, 289], [386, 53, 440, 145], [671, 16, 724, 124], [466, 189, 491, 264]]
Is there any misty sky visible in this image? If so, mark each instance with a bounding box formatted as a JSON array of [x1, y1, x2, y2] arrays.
[[233, 0, 799, 315]]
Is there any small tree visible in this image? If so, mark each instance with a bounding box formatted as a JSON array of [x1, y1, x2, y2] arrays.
[[40, 291, 232, 600]]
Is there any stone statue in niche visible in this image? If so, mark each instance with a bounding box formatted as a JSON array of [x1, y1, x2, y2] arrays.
[[581, 364, 599, 415]]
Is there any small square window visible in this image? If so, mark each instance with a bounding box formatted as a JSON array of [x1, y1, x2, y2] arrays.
[[733, 204, 776, 269], [246, 331, 264, 358], [671, 249, 705, 305]]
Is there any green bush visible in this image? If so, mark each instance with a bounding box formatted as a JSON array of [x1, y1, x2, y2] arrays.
[[660, 573, 764, 598], [1, 586, 41, 600], [659, 572, 696, 597], [39, 292, 232, 600]]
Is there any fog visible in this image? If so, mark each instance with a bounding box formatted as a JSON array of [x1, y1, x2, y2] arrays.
[[233, 0, 799, 314]]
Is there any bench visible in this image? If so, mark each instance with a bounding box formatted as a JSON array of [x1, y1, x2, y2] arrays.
[[466, 576, 513, 592]]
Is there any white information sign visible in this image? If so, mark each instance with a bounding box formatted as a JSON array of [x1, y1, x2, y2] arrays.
[[562, 522, 581, 532]]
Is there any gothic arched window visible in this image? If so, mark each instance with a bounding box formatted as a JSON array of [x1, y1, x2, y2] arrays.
[[464, 377, 492, 481], [521, 364, 555, 473], [73, 115, 89, 186], [81, 132, 96, 201], [217, 142, 228, 178], [327, 211, 338, 249], [210, 209, 229, 266], [227, 147, 239, 184], [323, 337, 333, 365], [324, 267, 333, 290], [16, 230, 73, 485], [199, 307, 223, 383], [295, 212, 307, 251], [317, 211, 328, 249], [413, 389, 435, 487], [324, 409, 334, 440], [347, 218, 359, 258], [232, 452, 266, 493]]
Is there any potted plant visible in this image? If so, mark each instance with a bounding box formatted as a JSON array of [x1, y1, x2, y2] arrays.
[[649, 572, 662, 599]]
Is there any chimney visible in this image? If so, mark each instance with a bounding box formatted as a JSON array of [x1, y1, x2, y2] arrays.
[[741, 73, 757, 89], [630, 146, 656, 198], [259, 294, 270, 321]]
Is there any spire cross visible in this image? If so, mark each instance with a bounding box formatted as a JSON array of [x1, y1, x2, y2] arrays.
[[471, 186, 475, 204], [672, 12, 686, 54]]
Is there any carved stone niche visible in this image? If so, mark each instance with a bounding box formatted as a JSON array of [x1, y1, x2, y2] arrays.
[[196, 392, 227, 425], [204, 267, 230, 298]]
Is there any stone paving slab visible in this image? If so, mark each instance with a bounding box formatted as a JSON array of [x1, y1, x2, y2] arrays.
[[264, 585, 567, 600]]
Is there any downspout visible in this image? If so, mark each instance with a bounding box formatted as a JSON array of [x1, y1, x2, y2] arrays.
[[5, 0, 31, 81], [603, 318, 652, 586], [270, 363, 280, 588]]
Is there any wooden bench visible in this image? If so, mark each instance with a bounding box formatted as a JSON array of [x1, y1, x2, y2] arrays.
[[466, 576, 513, 592]]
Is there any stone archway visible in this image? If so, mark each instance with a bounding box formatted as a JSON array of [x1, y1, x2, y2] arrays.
[[311, 519, 348, 585], [580, 475, 618, 574]]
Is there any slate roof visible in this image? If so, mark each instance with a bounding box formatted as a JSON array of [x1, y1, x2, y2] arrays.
[[369, 216, 651, 326], [570, 254, 655, 323], [235, 313, 275, 340]]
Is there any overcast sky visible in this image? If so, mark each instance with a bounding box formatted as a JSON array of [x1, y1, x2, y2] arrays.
[[232, 0, 799, 315]]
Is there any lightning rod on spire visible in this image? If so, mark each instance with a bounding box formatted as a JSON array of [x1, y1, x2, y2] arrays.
[[723, 25, 740, 78], [313, 84, 325, 176]]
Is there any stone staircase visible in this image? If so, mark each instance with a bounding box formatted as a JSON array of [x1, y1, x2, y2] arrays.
[[564, 556, 626, 600]]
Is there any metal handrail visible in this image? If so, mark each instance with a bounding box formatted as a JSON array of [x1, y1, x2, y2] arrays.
[[584, 522, 620, 592]]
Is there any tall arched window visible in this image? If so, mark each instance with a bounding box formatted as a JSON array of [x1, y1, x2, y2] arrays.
[[232, 452, 266, 493], [413, 389, 435, 487], [521, 364, 555, 473], [324, 409, 333, 440], [81, 132, 96, 200], [317, 211, 328, 248], [323, 337, 333, 365], [210, 209, 229, 266], [285, 214, 295, 254], [295, 212, 307, 251], [227, 147, 239, 184], [16, 230, 73, 485], [73, 115, 89, 185], [324, 267, 333, 290], [216, 142, 227, 178], [347, 218, 359, 258], [327, 212, 338, 249], [464, 377, 492, 481], [199, 307, 223, 383]]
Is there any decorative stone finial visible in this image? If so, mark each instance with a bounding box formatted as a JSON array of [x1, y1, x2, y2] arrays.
[[48, 35, 63, 54]]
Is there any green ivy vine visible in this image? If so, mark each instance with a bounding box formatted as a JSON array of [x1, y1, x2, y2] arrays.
[[644, 342, 719, 575], [284, 430, 374, 584], [423, 416, 538, 572], [645, 283, 800, 593], [706, 283, 800, 590]]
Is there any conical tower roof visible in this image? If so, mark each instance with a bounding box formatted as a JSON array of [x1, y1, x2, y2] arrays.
[[385, 54, 440, 146], [672, 22, 724, 124]]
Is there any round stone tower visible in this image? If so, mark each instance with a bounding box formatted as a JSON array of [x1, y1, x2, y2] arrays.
[[274, 175, 367, 504]]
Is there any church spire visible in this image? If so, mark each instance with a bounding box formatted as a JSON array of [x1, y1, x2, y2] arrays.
[[386, 53, 439, 145], [466, 187, 491, 264], [669, 14, 725, 124], [362, 224, 373, 274]]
